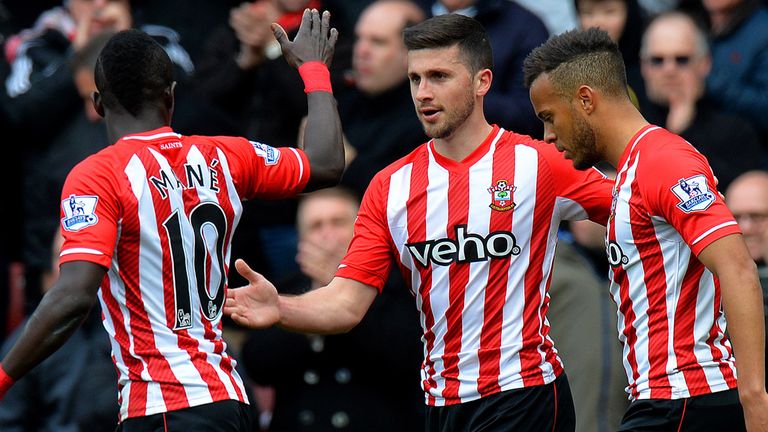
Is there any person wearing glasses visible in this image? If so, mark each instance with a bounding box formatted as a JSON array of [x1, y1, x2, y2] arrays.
[[637, 11, 766, 191], [726, 170, 768, 389]]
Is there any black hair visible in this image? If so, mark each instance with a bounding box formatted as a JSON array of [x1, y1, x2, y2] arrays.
[[94, 29, 174, 117], [403, 13, 493, 74], [523, 27, 627, 98]]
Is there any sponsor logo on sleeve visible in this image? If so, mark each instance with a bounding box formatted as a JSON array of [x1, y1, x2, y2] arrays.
[[671, 175, 715, 213], [61, 194, 99, 231], [250, 141, 281, 165]]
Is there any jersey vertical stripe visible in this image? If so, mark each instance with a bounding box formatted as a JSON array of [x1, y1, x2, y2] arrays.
[[339, 126, 613, 406], [609, 125, 739, 401], [59, 128, 310, 419]]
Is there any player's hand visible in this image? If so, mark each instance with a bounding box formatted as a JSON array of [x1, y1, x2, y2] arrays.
[[273, 9, 337, 68], [224, 259, 280, 328], [742, 391, 768, 431]]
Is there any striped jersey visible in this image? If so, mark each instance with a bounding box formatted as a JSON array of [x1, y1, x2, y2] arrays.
[[336, 125, 613, 406], [608, 125, 739, 401], [58, 127, 310, 420]]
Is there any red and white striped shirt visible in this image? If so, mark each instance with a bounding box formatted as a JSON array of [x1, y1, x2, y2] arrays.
[[608, 125, 739, 401], [58, 127, 310, 420], [337, 126, 612, 406]]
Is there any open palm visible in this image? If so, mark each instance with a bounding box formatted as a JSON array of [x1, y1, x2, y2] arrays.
[[224, 259, 280, 328]]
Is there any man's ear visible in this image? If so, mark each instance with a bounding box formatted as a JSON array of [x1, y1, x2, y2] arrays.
[[92, 91, 105, 118], [475, 68, 493, 97], [164, 81, 177, 112], [576, 85, 597, 114]]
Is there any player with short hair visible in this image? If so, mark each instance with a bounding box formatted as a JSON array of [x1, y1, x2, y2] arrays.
[[0, 9, 343, 432], [524, 27, 768, 431], [225, 14, 614, 431]]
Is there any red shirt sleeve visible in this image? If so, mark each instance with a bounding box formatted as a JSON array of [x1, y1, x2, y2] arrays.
[[639, 138, 740, 256], [59, 157, 120, 268], [336, 173, 395, 293], [210, 136, 311, 200], [536, 141, 613, 224]]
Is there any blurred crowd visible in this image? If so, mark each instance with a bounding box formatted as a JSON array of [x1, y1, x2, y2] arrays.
[[0, 0, 767, 431]]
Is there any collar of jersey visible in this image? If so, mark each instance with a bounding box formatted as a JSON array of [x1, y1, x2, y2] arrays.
[[428, 124, 501, 171], [120, 126, 181, 143]]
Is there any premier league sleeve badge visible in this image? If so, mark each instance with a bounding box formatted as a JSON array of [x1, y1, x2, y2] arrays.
[[671, 175, 715, 213], [61, 194, 100, 231]]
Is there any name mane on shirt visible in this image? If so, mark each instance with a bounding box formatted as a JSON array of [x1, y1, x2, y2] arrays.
[[150, 160, 220, 199]]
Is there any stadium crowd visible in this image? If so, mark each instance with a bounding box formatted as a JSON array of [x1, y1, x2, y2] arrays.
[[0, 0, 767, 431]]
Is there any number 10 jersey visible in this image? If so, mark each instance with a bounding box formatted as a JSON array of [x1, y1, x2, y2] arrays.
[[59, 127, 310, 421]]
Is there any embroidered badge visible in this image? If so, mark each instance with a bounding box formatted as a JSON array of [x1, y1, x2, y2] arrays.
[[488, 180, 516, 212], [671, 175, 715, 213], [250, 141, 281, 165], [61, 194, 99, 231]]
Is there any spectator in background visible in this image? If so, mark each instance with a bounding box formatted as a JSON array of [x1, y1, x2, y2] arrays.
[[1, 0, 195, 313], [414, 0, 548, 138], [638, 11, 765, 191], [574, 0, 646, 99], [241, 188, 423, 432], [726, 170, 768, 387], [703, 0, 768, 141], [336, 0, 426, 198], [191, 0, 352, 282]]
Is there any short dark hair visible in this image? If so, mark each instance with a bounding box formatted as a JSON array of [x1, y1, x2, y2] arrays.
[[523, 28, 627, 98], [95, 29, 174, 117], [403, 14, 493, 74]]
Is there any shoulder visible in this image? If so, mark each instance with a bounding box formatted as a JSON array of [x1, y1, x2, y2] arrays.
[[636, 128, 704, 169]]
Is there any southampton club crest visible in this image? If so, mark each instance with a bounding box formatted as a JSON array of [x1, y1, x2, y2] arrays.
[[488, 180, 517, 212], [671, 175, 716, 213], [61, 194, 99, 231]]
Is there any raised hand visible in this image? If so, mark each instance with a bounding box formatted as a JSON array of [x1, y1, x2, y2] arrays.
[[272, 9, 338, 68], [223, 259, 280, 328]]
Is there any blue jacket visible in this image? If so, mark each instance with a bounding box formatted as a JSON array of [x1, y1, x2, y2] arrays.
[[706, 5, 768, 134]]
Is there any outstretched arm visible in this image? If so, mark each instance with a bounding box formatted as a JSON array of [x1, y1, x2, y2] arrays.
[[224, 259, 377, 334], [274, 9, 344, 191], [0, 261, 106, 397], [699, 234, 768, 431]]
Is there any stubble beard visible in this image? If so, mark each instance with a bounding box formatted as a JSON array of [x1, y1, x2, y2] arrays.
[[571, 113, 601, 170], [422, 90, 475, 139]]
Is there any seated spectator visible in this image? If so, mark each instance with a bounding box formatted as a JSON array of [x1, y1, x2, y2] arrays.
[[725, 170, 768, 386], [703, 0, 768, 141], [638, 11, 765, 190], [241, 188, 424, 431], [336, 0, 426, 198], [415, 0, 548, 138]]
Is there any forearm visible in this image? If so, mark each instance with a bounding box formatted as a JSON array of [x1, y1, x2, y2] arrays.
[[720, 262, 767, 398], [301, 90, 344, 191], [2, 286, 96, 379], [278, 278, 372, 334]]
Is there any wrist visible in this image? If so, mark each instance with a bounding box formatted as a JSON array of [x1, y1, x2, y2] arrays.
[[298, 61, 332, 94], [0, 364, 15, 399]]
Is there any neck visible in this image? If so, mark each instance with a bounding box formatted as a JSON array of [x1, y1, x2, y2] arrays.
[[432, 109, 493, 162], [105, 111, 170, 144], [596, 101, 649, 167]]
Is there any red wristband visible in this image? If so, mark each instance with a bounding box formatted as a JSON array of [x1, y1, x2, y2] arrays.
[[0, 364, 14, 400], [298, 61, 333, 94]]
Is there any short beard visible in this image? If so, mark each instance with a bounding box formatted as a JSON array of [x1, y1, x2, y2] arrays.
[[423, 89, 475, 139], [571, 110, 601, 170]]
